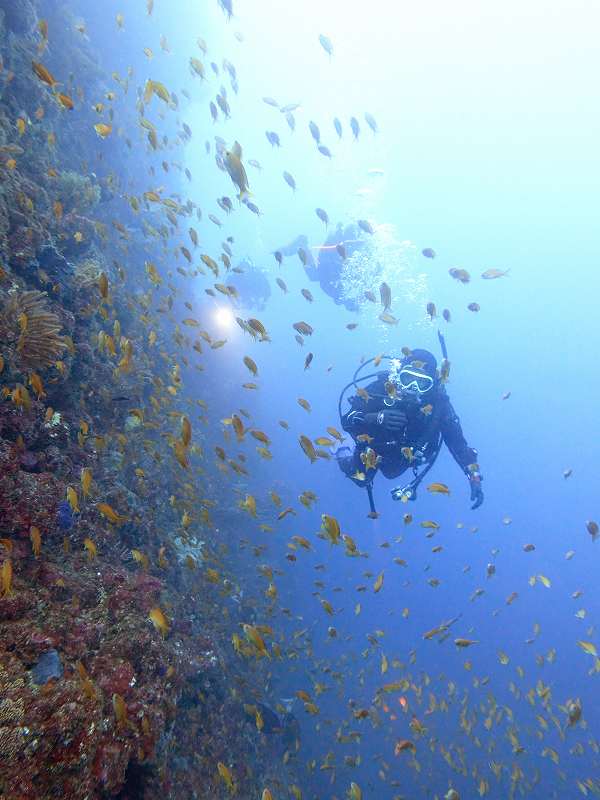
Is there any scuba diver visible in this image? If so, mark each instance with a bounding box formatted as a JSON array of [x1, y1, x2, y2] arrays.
[[230, 258, 271, 311], [275, 224, 364, 311], [336, 335, 483, 513], [312, 222, 363, 311]]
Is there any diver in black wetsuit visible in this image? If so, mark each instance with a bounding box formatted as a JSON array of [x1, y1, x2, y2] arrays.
[[275, 224, 363, 311], [230, 259, 271, 310], [313, 222, 363, 311], [337, 348, 484, 509]]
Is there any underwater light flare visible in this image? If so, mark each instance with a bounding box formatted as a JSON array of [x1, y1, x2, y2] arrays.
[[214, 306, 234, 328]]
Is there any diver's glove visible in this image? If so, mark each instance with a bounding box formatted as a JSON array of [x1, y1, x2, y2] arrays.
[[468, 471, 484, 510], [364, 410, 407, 431]]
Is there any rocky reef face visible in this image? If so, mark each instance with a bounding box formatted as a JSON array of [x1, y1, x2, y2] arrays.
[[0, 3, 293, 798]]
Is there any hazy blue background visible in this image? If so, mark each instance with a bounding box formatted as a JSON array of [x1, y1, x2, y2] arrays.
[[71, 0, 600, 795]]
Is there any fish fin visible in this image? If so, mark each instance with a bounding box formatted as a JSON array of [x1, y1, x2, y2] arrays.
[[232, 140, 242, 158]]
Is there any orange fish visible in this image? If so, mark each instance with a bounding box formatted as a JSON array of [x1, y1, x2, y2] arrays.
[[96, 502, 127, 525], [83, 538, 97, 561], [112, 693, 128, 726], [30, 526, 42, 558], [57, 93, 74, 110], [94, 123, 112, 139], [1, 558, 13, 596], [149, 606, 169, 637], [32, 61, 58, 88], [394, 739, 416, 755]]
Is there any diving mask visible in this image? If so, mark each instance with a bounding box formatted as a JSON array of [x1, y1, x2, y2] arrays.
[[396, 366, 435, 394]]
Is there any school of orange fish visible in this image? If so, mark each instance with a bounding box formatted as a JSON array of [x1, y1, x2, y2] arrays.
[[1, 1, 599, 798]]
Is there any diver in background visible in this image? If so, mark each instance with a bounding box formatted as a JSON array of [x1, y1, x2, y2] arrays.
[[231, 258, 271, 310], [313, 222, 363, 311], [275, 224, 363, 311], [276, 232, 315, 265], [337, 349, 484, 509]]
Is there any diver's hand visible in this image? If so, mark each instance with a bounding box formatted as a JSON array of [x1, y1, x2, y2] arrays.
[[364, 410, 407, 431], [469, 474, 484, 510]]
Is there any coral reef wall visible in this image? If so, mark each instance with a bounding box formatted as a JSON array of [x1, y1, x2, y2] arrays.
[[0, 2, 293, 798]]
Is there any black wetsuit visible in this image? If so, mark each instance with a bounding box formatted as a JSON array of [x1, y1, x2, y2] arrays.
[[277, 225, 363, 311], [338, 372, 477, 485], [315, 223, 363, 311]]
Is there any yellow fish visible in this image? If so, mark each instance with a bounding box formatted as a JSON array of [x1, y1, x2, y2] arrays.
[[349, 782, 362, 800], [57, 93, 74, 110], [240, 494, 257, 517], [32, 60, 58, 88], [356, 387, 370, 402], [29, 526, 42, 558], [314, 437, 335, 447], [149, 606, 169, 637], [231, 414, 245, 441], [96, 502, 127, 525], [112, 693, 128, 726], [217, 762, 235, 793], [360, 448, 380, 470], [94, 123, 112, 138], [131, 549, 150, 570], [67, 486, 80, 513], [326, 426, 344, 442], [427, 482, 450, 495], [577, 640, 597, 657], [81, 467, 92, 498], [181, 415, 192, 447], [98, 272, 109, 298], [83, 538, 97, 561], [251, 429, 270, 445], [144, 79, 171, 105], [321, 598, 334, 615], [28, 372, 45, 399], [224, 141, 250, 199], [299, 435, 317, 463], [1, 558, 13, 597], [173, 441, 189, 469], [321, 514, 341, 545], [242, 624, 270, 658]]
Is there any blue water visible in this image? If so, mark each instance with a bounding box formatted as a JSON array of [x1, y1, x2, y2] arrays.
[[65, 1, 600, 796]]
